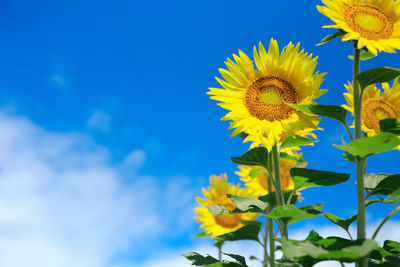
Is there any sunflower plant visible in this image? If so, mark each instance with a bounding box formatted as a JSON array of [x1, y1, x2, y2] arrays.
[[183, 1, 400, 266]]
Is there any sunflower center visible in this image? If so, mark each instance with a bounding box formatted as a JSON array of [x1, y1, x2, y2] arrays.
[[344, 5, 393, 40], [244, 77, 298, 121], [362, 100, 397, 132], [213, 197, 241, 228]]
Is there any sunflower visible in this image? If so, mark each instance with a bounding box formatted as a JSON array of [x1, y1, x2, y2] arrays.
[[208, 38, 326, 150], [342, 78, 400, 149], [236, 152, 304, 196], [194, 174, 257, 237], [317, 0, 400, 54]]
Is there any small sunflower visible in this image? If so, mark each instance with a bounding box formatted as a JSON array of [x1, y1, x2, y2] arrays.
[[343, 78, 400, 149], [208, 38, 326, 150], [236, 152, 305, 196], [194, 174, 257, 237], [317, 0, 400, 54]]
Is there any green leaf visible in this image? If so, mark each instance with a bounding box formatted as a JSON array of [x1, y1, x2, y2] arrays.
[[334, 133, 400, 158], [267, 204, 323, 225], [369, 174, 400, 197], [348, 50, 376, 61], [207, 262, 243, 267], [290, 104, 347, 125], [290, 168, 350, 190], [364, 173, 391, 190], [231, 147, 268, 169], [356, 67, 400, 91], [207, 204, 228, 215], [281, 235, 379, 263], [280, 135, 314, 149], [316, 30, 345, 46], [383, 240, 400, 257], [222, 253, 248, 267], [216, 222, 262, 243], [227, 194, 267, 213], [259, 190, 297, 208], [182, 252, 219, 266], [380, 119, 400, 135], [322, 213, 357, 232], [280, 152, 306, 164]]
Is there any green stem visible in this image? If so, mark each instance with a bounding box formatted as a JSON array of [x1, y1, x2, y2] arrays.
[[344, 123, 354, 141], [346, 229, 354, 241], [372, 205, 400, 239], [272, 144, 284, 207], [272, 143, 288, 239], [267, 162, 275, 267], [353, 44, 367, 267], [218, 245, 222, 261], [263, 217, 271, 267]]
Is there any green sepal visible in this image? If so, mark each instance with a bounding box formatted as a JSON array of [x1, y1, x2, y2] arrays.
[[231, 147, 268, 169], [348, 50, 376, 61], [197, 231, 210, 238], [280, 135, 314, 149], [334, 132, 400, 159], [290, 168, 350, 190], [316, 30, 346, 46]]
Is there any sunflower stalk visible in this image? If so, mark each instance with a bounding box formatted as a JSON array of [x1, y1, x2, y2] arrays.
[[272, 143, 288, 239], [353, 45, 367, 267], [267, 153, 275, 266]]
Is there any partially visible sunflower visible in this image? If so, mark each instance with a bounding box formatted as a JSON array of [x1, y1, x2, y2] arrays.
[[236, 152, 305, 197], [342, 78, 400, 149], [208, 38, 326, 151], [194, 174, 257, 237], [317, 0, 400, 54]]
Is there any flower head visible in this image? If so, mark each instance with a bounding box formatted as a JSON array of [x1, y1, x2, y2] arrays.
[[343, 78, 400, 149], [208, 38, 326, 150], [317, 0, 400, 54], [194, 174, 257, 237]]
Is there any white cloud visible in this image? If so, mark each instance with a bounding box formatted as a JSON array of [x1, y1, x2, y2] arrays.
[[137, 218, 400, 267], [1, 110, 399, 267], [0, 111, 199, 267], [87, 111, 111, 132]]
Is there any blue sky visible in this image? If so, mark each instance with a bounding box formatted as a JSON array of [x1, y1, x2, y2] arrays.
[[0, 0, 400, 266]]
